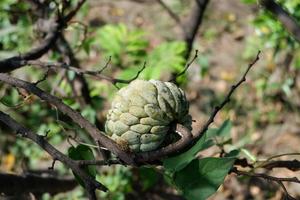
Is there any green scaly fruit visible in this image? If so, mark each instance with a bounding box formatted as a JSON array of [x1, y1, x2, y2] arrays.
[[105, 80, 192, 152]]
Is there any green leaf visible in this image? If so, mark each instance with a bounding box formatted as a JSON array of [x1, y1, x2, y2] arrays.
[[81, 106, 97, 124], [240, 0, 256, 4], [163, 132, 214, 172], [207, 119, 232, 138], [163, 120, 232, 172], [143, 41, 186, 80], [174, 157, 235, 200], [138, 167, 159, 191], [96, 23, 148, 66], [68, 144, 97, 188]]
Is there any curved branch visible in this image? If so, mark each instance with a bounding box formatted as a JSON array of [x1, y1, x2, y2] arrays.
[[135, 51, 260, 162], [136, 124, 193, 163]]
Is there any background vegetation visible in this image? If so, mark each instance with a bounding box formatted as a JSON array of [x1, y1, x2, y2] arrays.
[[0, 0, 299, 199]]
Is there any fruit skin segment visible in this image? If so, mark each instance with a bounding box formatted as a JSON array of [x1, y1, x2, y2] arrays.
[[105, 80, 192, 152]]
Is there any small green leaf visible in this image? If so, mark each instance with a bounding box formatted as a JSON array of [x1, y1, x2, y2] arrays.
[[174, 157, 235, 200], [68, 144, 97, 188]]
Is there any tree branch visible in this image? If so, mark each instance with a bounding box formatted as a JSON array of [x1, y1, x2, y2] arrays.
[[181, 0, 210, 59], [136, 124, 193, 163], [21, 60, 146, 85], [136, 51, 260, 162], [231, 167, 299, 199], [0, 172, 77, 195], [0, 0, 86, 73], [260, 0, 300, 42], [193, 51, 261, 141], [261, 160, 300, 171], [156, 0, 181, 24], [0, 73, 136, 166], [0, 111, 106, 199]]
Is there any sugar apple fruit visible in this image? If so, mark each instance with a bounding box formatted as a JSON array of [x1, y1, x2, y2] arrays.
[[105, 80, 192, 152]]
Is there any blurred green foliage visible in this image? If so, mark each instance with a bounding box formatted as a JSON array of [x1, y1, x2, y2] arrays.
[[96, 23, 148, 67], [91, 23, 187, 83], [241, 0, 300, 124], [0, 0, 33, 57]]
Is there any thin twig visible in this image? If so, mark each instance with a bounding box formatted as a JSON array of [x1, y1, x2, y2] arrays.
[[22, 60, 147, 85], [135, 51, 261, 162], [156, 0, 181, 24], [231, 167, 298, 199], [193, 51, 261, 140], [169, 49, 198, 82]]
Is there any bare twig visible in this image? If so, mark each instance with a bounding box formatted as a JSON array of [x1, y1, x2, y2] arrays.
[[169, 50, 198, 82], [231, 167, 299, 199], [156, 0, 181, 24], [33, 68, 51, 86], [193, 51, 261, 140], [22, 60, 147, 85], [77, 159, 121, 166]]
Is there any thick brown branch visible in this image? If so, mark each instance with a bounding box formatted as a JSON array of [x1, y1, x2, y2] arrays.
[[136, 124, 193, 163], [0, 73, 135, 165], [0, 172, 77, 195], [261, 160, 300, 171], [181, 0, 210, 59], [0, 111, 107, 199], [0, 0, 86, 73], [260, 0, 300, 42]]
